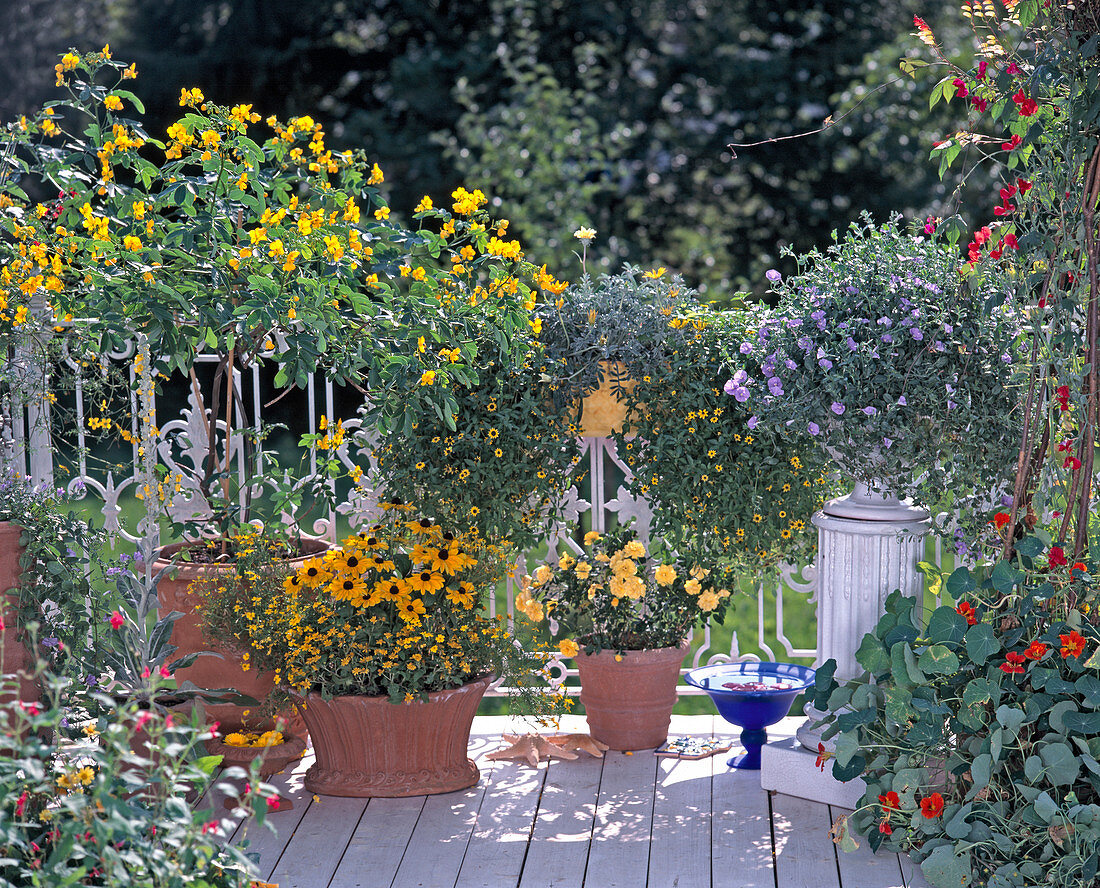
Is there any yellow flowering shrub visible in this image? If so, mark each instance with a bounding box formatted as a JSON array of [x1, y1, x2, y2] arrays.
[[518, 528, 731, 654], [215, 508, 556, 705]]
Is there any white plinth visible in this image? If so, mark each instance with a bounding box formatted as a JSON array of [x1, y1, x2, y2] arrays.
[[760, 737, 866, 809]]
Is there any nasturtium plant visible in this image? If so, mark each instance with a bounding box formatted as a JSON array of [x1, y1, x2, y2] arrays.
[[816, 540, 1100, 888]]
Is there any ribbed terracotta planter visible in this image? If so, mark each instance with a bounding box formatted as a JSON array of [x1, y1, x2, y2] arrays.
[[576, 640, 689, 751], [153, 537, 328, 732], [297, 674, 493, 798], [0, 521, 39, 710]]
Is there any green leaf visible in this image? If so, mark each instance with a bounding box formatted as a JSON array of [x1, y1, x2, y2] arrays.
[[834, 730, 860, 767], [1014, 535, 1045, 558], [995, 705, 1025, 737], [1063, 711, 1100, 735], [990, 561, 1022, 595], [855, 635, 891, 674], [926, 606, 967, 645], [904, 645, 927, 685], [970, 753, 992, 789], [945, 802, 974, 840], [920, 844, 972, 888], [1050, 700, 1080, 734], [945, 566, 976, 598], [1033, 791, 1059, 824], [885, 687, 913, 727], [194, 754, 224, 775], [1039, 742, 1081, 785], [965, 624, 1001, 665], [919, 644, 960, 675], [1078, 675, 1100, 707]]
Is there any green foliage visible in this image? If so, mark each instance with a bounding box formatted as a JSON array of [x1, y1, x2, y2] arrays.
[[0, 471, 103, 682], [748, 216, 1022, 537], [618, 303, 832, 579], [0, 666, 275, 887], [816, 543, 1100, 888]]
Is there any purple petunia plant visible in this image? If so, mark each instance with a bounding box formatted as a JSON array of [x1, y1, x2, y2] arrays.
[[727, 215, 1023, 540]]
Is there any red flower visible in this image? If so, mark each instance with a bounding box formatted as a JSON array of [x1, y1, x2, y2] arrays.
[[999, 652, 1027, 674], [923, 216, 938, 234], [879, 820, 894, 835], [268, 796, 281, 811], [971, 96, 989, 113], [1002, 134, 1022, 151], [1007, 61, 1022, 76], [1064, 456, 1082, 471], [815, 742, 832, 772], [956, 601, 978, 626], [1024, 641, 1049, 660], [1012, 90, 1038, 116], [1061, 630, 1087, 658], [15, 790, 27, 817], [108, 611, 125, 630], [953, 78, 969, 99], [1056, 385, 1071, 411], [1002, 233, 1019, 251], [992, 512, 1011, 531], [920, 792, 945, 818], [1049, 546, 1069, 569], [977, 60, 988, 80], [974, 226, 993, 246], [879, 791, 901, 811], [1000, 185, 1017, 200], [1017, 178, 1032, 194], [1072, 562, 1089, 577]]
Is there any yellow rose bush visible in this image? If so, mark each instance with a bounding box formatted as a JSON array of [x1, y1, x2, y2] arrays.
[[517, 528, 731, 654]]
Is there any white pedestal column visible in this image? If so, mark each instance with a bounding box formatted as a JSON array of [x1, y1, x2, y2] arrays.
[[760, 481, 930, 806]]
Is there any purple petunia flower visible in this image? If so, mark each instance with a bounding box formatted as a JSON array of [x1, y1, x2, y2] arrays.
[[766, 269, 782, 283], [910, 327, 923, 340], [846, 337, 858, 352], [818, 358, 833, 370], [785, 359, 798, 371], [830, 402, 845, 415], [883, 437, 894, 449], [881, 334, 893, 344], [768, 377, 784, 396], [877, 317, 892, 327], [740, 342, 753, 355], [862, 406, 877, 416], [747, 415, 760, 430], [897, 395, 907, 406], [808, 422, 820, 436]]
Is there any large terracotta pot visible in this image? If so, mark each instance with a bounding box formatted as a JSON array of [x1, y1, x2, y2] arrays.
[[576, 640, 689, 750], [0, 521, 39, 710], [296, 674, 493, 798], [152, 536, 328, 731]]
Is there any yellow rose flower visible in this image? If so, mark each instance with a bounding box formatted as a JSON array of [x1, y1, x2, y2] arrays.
[[558, 553, 576, 570], [574, 561, 592, 579], [697, 590, 720, 612], [622, 540, 646, 559], [685, 578, 702, 596], [558, 638, 580, 658], [534, 564, 554, 585], [584, 531, 601, 545], [654, 564, 677, 586]]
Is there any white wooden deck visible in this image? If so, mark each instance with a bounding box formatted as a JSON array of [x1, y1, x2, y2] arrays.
[[205, 715, 930, 888]]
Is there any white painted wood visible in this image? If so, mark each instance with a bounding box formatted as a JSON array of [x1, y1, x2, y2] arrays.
[[713, 768, 775, 888], [228, 753, 315, 880], [517, 750, 604, 888], [771, 792, 838, 888], [899, 854, 933, 888], [584, 749, 658, 888], [326, 795, 425, 888], [265, 795, 368, 888], [454, 759, 546, 888], [387, 770, 492, 888], [827, 805, 906, 888], [647, 750, 714, 888]]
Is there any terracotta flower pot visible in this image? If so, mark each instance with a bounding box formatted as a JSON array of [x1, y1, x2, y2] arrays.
[[152, 537, 328, 732], [0, 521, 40, 710], [296, 674, 493, 798], [576, 640, 689, 750]]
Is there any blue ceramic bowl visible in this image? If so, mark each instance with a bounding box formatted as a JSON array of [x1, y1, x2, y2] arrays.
[[684, 661, 816, 770]]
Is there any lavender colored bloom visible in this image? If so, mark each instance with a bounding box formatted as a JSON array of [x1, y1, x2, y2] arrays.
[[877, 317, 893, 327], [119, 552, 130, 563], [883, 437, 894, 448], [830, 402, 845, 415], [845, 286, 858, 294], [897, 395, 908, 406], [910, 327, 923, 341], [739, 341, 753, 355], [934, 341, 946, 352], [862, 406, 877, 416], [797, 336, 812, 352], [786, 318, 803, 329], [747, 416, 760, 430], [1001, 353, 1012, 364], [768, 377, 784, 396], [85, 674, 97, 687], [785, 359, 798, 371], [947, 400, 957, 410], [725, 370, 752, 402], [943, 324, 954, 334], [818, 358, 833, 370], [41, 637, 59, 649], [881, 334, 893, 344], [766, 269, 782, 283], [808, 422, 820, 436], [846, 337, 858, 352]]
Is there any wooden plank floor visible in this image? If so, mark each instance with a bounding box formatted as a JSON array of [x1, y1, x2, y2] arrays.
[[204, 715, 930, 888]]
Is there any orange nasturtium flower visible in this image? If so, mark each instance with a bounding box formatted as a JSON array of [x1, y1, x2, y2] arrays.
[[1060, 630, 1087, 659], [919, 792, 944, 819]]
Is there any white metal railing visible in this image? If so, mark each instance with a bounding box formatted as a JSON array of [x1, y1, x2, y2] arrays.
[[2, 339, 826, 695]]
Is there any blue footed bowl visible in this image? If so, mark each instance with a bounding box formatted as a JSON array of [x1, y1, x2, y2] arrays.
[[684, 661, 816, 770]]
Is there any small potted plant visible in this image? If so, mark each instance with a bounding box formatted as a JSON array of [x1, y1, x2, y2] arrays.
[[737, 215, 1021, 535], [216, 505, 559, 797], [517, 527, 730, 750]]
